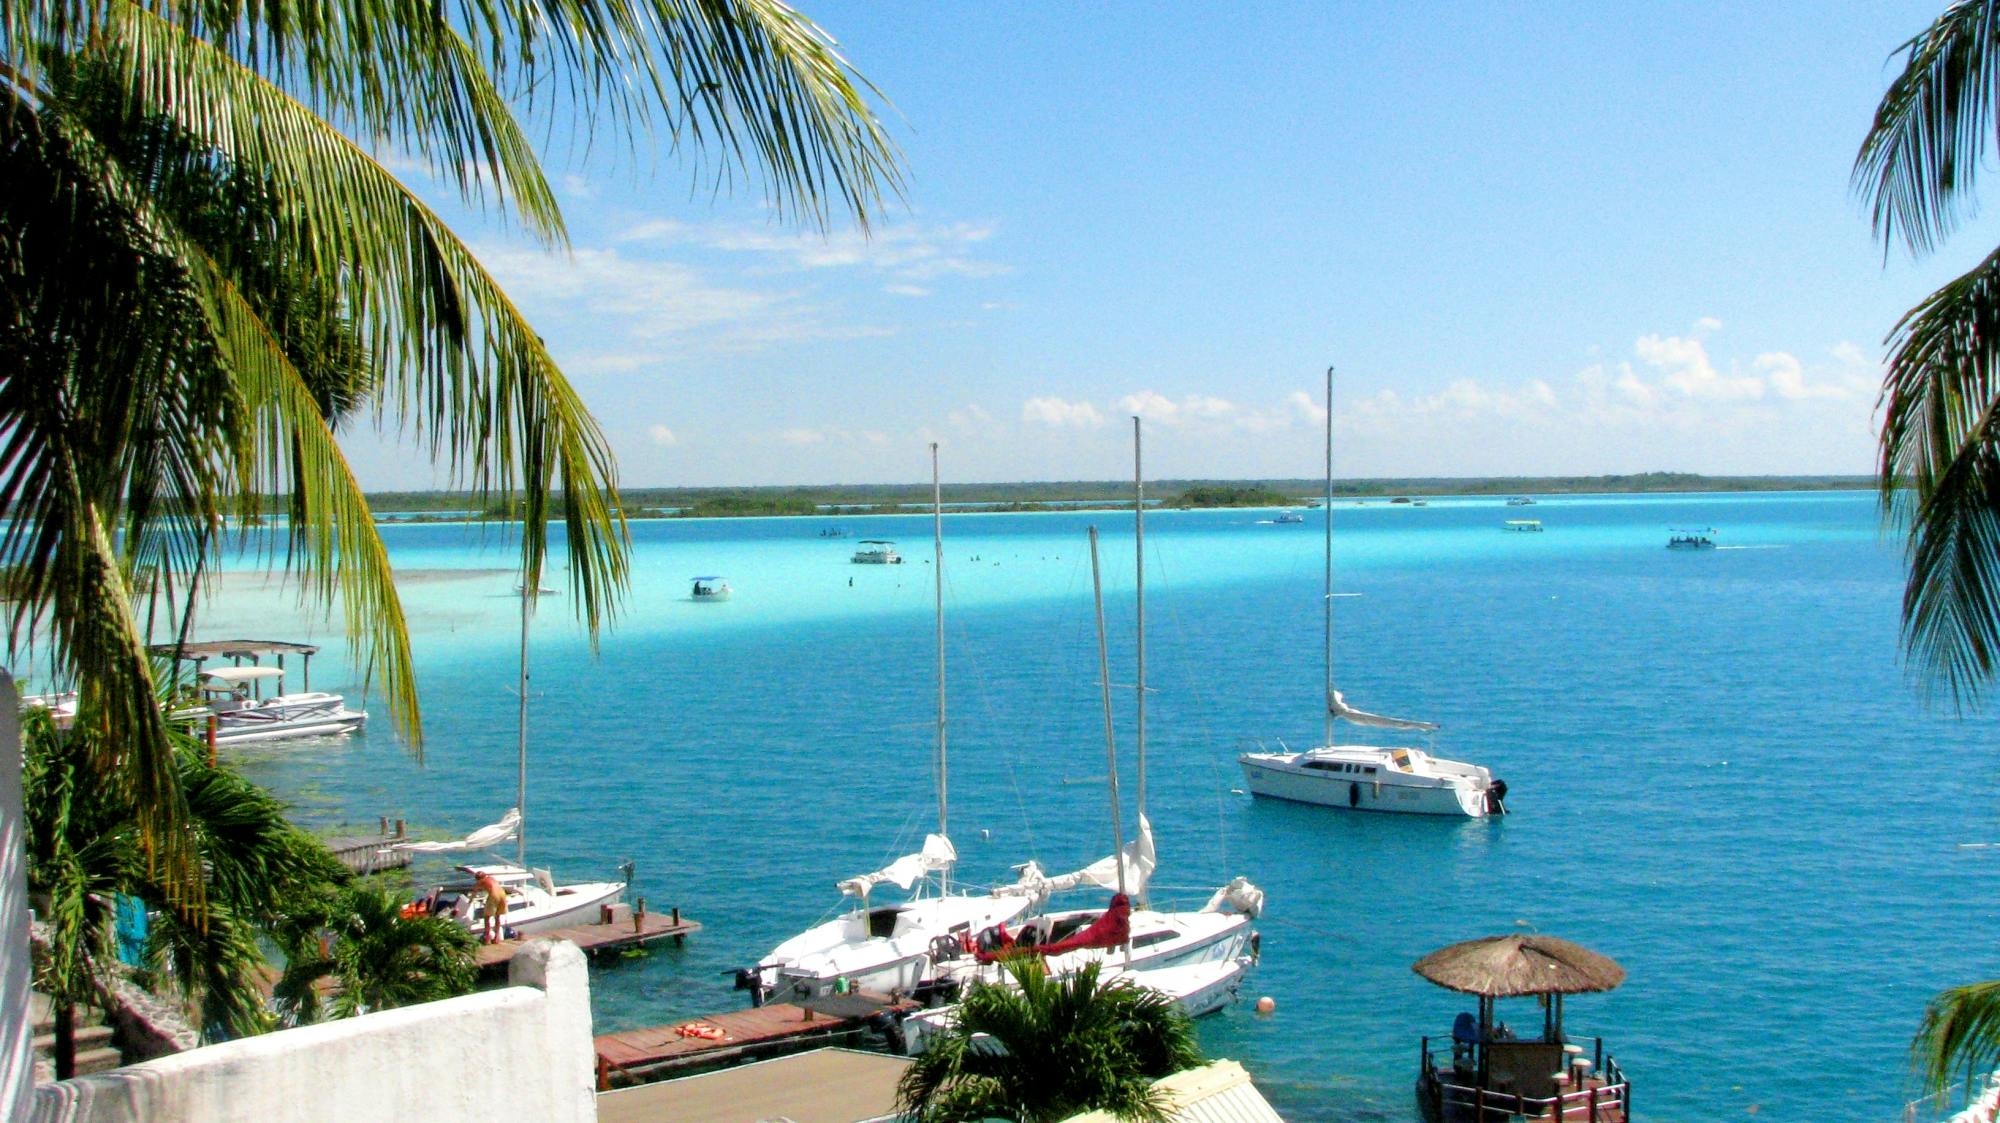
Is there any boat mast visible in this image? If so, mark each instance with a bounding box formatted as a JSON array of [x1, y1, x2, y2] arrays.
[[517, 586, 532, 868], [1132, 416, 1147, 842], [1324, 365, 1335, 751], [932, 442, 949, 897], [1088, 527, 1133, 967]]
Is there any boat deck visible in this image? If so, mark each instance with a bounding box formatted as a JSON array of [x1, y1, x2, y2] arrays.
[[474, 910, 701, 973], [593, 992, 916, 1087]]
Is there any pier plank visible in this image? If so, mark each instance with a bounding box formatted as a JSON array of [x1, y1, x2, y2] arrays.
[[473, 912, 701, 972], [593, 993, 915, 1085]]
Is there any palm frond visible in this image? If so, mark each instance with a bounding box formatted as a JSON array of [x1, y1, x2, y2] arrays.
[[1881, 244, 2000, 706], [1916, 979, 2000, 1092], [1856, 1, 2000, 256]]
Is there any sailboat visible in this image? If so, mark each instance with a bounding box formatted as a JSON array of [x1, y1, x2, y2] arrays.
[[401, 587, 627, 936], [941, 421, 1261, 1002], [1237, 368, 1508, 818], [739, 445, 1030, 1006]]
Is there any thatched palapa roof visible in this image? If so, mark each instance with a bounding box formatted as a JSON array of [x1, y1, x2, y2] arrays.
[[1412, 934, 1625, 998]]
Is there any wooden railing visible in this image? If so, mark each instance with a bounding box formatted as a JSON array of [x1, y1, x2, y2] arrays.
[[1420, 1033, 1630, 1121]]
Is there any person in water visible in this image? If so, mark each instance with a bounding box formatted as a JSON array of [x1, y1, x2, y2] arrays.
[[476, 871, 509, 944]]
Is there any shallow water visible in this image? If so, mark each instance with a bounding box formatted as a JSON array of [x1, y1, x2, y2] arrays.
[[196, 492, 1996, 1122]]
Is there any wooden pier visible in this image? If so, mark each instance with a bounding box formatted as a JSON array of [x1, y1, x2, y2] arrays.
[[319, 819, 413, 875], [474, 906, 701, 974], [592, 992, 916, 1088]]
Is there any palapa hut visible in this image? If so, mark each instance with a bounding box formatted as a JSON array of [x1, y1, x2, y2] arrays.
[[1412, 934, 1631, 1123]]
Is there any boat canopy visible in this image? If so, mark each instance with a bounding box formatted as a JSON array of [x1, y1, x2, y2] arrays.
[[153, 640, 319, 660], [199, 666, 286, 686], [838, 833, 956, 898], [857, 539, 896, 545], [691, 575, 725, 581], [1329, 689, 1440, 733], [995, 815, 1156, 904], [392, 807, 522, 853]]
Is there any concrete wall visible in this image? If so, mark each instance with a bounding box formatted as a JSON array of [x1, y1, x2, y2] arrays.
[[2, 673, 31, 1123], [28, 939, 598, 1123]]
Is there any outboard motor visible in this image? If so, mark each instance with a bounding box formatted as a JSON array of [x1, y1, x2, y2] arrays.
[[1486, 778, 1509, 816], [726, 967, 768, 1007]]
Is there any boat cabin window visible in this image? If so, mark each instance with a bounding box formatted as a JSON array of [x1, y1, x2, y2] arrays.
[[1131, 931, 1176, 949], [1304, 761, 1341, 772], [867, 907, 905, 939]]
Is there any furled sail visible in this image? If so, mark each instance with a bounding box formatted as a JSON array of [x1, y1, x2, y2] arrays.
[[838, 833, 956, 898], [994, 815, 1157, 902], [1329, 689, 1439, 732], [391, 808, 521, 853]]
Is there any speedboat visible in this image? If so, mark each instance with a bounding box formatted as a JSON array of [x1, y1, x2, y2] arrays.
[[1667, 528, 1716, 550], [1506, 496, 1536, 506], [186, 666, 367, 744], [851, 539, 903, 564], [1503, 519, 1542, 532], [690, 575, 732, 601], [415, 861, 626, 938], [1273, 511, 1305, 524], [1239, 743, 1505, 817]]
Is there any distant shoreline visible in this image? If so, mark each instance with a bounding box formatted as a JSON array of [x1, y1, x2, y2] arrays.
[[361, 473, 1876, 523]]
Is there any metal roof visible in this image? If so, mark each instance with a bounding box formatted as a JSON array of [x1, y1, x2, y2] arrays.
[[1064, 1060, 1284, 1123]]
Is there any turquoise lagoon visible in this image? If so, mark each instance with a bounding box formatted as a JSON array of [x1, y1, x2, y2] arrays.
[[198, 492, 1995, 1121]]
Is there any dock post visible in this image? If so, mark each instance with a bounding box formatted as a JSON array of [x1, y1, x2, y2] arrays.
[[395, 818, 405, 838], [206, 715, 217, 766], [634, 897, 645, 934], [671, 905, 683, 945], [596, 1054, 611, 1092]]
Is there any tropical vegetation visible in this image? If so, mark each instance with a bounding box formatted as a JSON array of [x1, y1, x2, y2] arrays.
[[1858, 0, 2000, 1095], [0, 0, 900, 900], [272, 884, 477, 1026], [21, 707, 349, 1073], [895, 958, 1203, 1123]]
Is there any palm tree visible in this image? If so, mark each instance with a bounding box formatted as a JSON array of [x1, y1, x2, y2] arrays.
[[0, 0, 902, 893], [896, 958, 1204, 1123], [272, 884, 478, 1025], [1859, 3, 2000, 1095], [22, 706, 352, 1070]]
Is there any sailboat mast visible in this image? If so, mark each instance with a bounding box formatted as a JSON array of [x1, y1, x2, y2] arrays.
[[932, 443, 949, 896], [518, 588, 532, 868], [1132, 417, 1146, 826], [1088, 528, 1133, 966], [1324, 365, 1336, 751]]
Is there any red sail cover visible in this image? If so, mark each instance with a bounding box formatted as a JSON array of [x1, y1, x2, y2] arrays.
[[973, 894, 1132, 963]]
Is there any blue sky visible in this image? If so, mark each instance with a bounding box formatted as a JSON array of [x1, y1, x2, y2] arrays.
[[346, 1, 1994, 489]]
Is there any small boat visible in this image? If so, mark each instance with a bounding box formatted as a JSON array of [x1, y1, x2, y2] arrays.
[[1412, 499, 1430, 507], [514, 583, 558, 595], [690, 575, 732, 601], [1666, 528, 1716, 550], [186, 667, 369, 744], [818, 527, 851, 538], [412, 860, 626, 938], [1506, 497, 1536, 507], [851, 539, 903, 564], [1390, 496, 1413, 504], [1273, 511, 1305, 524], [1239, 368, 1506, 819], [1503, 519, 1542, 533]]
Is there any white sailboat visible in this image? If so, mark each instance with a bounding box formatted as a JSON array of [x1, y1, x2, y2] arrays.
[[939, 424, 1261, 1006], [1237, 367, 1508, 818], [402, 587, 627, 937], [741, 446, 1029, 1006]]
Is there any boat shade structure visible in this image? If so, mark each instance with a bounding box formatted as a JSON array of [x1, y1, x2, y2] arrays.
[[199, 667, 287, 687], [1412, 934, 1625, 998], [837, 833, 956, 897], [392, 808, 522, 853], [1328, 689, 1440, 733]]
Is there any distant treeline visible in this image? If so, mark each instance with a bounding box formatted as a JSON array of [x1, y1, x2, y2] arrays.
[[351, 472, 1872, 520]]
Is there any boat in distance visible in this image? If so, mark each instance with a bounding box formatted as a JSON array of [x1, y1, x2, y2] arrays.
[[186, 666, 368, 743], [1239, 743, 1506, 817], [1273, 510, 1305, 524], [690, 575, 732, 600], [1503, 519, 1543, 532], [1667, 528, 1716, 550], [851, 539, 903, 564]]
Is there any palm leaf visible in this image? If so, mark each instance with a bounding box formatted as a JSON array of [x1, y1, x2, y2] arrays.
[[1916, 979, 2000, 1092]]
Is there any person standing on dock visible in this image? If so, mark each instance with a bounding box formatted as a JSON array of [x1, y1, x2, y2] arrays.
[[477, 871, 509, 944]]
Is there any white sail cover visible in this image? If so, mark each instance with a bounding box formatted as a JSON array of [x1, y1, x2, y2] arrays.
[[995, 815, 1157, 901], [838, 834, 956, 897], [391, 808, 521, 853], [1200, 876, 1266, 919], [1329, 690, 1439, 733]]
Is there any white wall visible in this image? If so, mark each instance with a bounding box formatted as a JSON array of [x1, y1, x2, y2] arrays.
[[2, 673, 31, 1123], [28, 938, 598, 1123]]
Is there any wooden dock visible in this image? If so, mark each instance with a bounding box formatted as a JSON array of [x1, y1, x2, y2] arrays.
[[319, 821, 413, 875], [593, 993, 916, 1088], [474, 908, 701, 973]]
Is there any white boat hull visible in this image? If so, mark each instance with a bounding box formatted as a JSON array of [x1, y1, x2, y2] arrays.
[[756, 895, 1032, 1004], [440, 873, 626, 938], [1238, 754, 1492, 817]]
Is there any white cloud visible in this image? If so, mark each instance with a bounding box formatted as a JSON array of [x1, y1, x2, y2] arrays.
[[1694, 316, 1724, 334], [621, 219, 1008, 284], [1022, 397, 1106, 428], [947, 404, 996, 430], [1118, 391, 1239, 426], [1635, 333, 1764, 400], [647, 424, 678, 447], [560, 174, 597, 201], [1287, 391, 1328, 425], [778, 427, 828, 445], [884, 284, 931, 297]]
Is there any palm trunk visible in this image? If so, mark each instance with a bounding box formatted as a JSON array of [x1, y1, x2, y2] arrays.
[[53, 999, 75, 1081]]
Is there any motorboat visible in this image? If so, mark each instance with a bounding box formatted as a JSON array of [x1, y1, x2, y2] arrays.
[[1667, 528, 1716, 550], [851, 539, 903, 564], [413, 859, 626, 937], [188, 666, 367, 744], [1273, 511, 1305, 524], [690, 575, 732, 601], [818, 527, 851, 538], [1503, 519, 1542, 532], [746, 446, 1027, 1007], [1239, 367, 1505, 819], [1506, 497, 1536, 507]]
